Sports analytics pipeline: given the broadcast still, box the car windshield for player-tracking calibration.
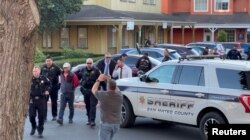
[223,44,237,50]
[170,51,181,59]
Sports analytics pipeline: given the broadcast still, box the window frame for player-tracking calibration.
[108,26,117,48]
[148,65,177,84]
[42,31,52,48]
[60,27,70,48]
[216,68,243,90]
[194,0,209,12]
[143,0,156,5]
[224,29,236,42]
[175,65,205,86]
[77,27,88,49]
[214,0,230,12]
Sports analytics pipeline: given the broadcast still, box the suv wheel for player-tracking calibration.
[120,98,136,128]
[199,112,226,140]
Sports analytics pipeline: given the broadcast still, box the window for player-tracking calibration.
[42,31,52,48]
[128,0,136,2]
[108,27,117,48]
[148,65,176,83]
[78,28,88,49]
[125,57,138,67]
[60,28,69,48]
[177,66,205,86]
[248,33,250,43]
[127,50,139,55]
[194,0,208,12]
[143,0,156,5]
[158,29,164,44]
[142,51,162,58]
[120,0,136,3]
[215,0,229,11]
[122,28,129,48]
[225,30,235,42]
[216,69,242,89]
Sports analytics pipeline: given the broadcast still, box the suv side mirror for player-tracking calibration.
[140,75,159,83]
[140,74,147,82]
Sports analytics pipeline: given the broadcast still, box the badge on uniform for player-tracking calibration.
[41,80,44,84]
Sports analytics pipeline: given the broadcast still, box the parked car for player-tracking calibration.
[186,42,225,56]
[220,42,243,54]
[71,54,161,77]
[157,44,199,58]
[186,46,206,56]
[117,57,250,139]
[124,48,181,61]
[241,43,250,54]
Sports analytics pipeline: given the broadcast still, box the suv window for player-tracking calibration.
[125,56,138,66]
[148,65,176,83]
[142,51,161,58]
[216,68,242,89]
[177,66,205,86]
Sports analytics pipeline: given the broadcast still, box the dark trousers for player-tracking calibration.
[29,98,46,134]
[58,93,74,120]
[45,86,59,119]
[84,90,98,122]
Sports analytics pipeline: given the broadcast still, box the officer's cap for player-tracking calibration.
[63,62,71,68]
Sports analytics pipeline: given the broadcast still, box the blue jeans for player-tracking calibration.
[58,93,74,120]
[99,123,120,140]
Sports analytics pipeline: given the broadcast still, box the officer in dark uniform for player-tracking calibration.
[41,56,61,121]
[78,58,100,127]
[226,47,242,60]
[29,66,51,138]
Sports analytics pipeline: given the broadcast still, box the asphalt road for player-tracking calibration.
[23,108,202,140]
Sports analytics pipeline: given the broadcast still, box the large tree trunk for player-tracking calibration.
[0,0,40,140]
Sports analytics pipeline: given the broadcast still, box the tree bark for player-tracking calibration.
[0,0,40,140]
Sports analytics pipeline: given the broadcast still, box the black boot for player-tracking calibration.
[38,133,43,138]
[30,128,36,135]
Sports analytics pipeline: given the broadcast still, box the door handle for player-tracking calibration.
[160,89,169,95]
[195,93,205,98]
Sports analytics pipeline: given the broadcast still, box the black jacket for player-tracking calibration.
[227,50,242,60]
[96,59,116,77]
[41,64,61,86]
[30,75,51,98]
[78,67,100,89]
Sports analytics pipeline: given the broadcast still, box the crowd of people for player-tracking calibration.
[28,44,250,139]
[28,52,134,139]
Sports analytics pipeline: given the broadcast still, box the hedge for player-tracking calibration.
[36,56,103,68]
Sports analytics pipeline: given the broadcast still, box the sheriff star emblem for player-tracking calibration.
[139,96,145,104]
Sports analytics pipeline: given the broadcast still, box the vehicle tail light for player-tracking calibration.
[240,95,250,113]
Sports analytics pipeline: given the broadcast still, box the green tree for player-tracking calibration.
[39,0,82,32]
[217,30,227,42]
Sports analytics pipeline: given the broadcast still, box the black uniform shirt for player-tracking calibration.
[41,64,61,86]
[30,76,51,98]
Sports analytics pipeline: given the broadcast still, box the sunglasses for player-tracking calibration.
[105,57,111,58]
[87,63,92,64]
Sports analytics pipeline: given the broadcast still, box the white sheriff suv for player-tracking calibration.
[117,58,250,139]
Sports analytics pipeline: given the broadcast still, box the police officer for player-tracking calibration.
[78,58,100,127]
[29,66,51,138]
[226,47,242,60]
[41,56,61,121]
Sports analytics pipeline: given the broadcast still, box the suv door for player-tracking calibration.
[171,65,208,125]
[137,64,177,121]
